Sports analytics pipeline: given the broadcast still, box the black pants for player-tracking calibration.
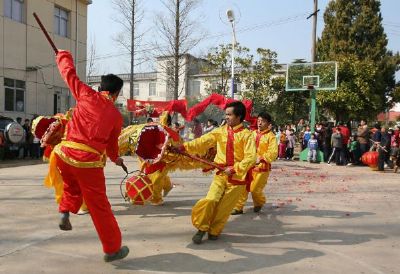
[378,149,392,171]
[286,148,294,159]
[323,144,331,162]
[329,147,347,165]
[359,143,369,157]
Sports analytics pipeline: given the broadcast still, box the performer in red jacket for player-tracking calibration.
[54,50,128,262]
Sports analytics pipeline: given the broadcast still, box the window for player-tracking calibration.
[134,83,140,96]
[149,82,156,96]
[188,80,201,96]
[4,0,24,22]
[4,78,25,112]
[54,6,69,37]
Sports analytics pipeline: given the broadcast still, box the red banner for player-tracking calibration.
[126,94,254,123]
[186,94,253,122]
[127,99,187,118]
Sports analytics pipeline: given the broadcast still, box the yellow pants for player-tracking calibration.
[148,168,173,204]
[235,171,270,211]
[192,174,245,236]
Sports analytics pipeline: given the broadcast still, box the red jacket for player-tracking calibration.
[338,125,350,145]
[56,51,122,163]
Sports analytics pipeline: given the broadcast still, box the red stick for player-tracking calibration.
[175,150,225,171]
[33,12,58,54]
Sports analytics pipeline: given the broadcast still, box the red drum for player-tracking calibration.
[135,124,169,164]
[31,116,66,147]
[125,174,153,205]
[361,151,379,169]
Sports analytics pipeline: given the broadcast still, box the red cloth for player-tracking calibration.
[56,51,122,162]
[127,99,187,118]
[186,94,253,121]
[57,157,121,254]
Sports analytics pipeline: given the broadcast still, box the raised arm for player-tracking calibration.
[56,50,94,101]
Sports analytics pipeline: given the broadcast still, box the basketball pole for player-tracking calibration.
[309,0,319,133]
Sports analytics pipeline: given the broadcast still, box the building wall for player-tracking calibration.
[0,0,90,120]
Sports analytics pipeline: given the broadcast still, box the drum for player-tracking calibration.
[134,124,170,164]
[361,151,379,170]
[125,173,153,205]
[31,116,66,147]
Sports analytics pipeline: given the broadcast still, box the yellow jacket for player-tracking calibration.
[254,129,278,172]
[184,124,256,182]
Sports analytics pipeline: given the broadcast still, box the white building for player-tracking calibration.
[0,0,91,120]
[87,54,287,110]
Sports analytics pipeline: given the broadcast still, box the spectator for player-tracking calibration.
[357,120,369,157]
[23,119,33,158]
[348,135,361,165]
[192,119,203,138]
[302,126,311,150]
[286,129,296,160]
[329,127,347,165]
[390,142,399,173]
[278,127,286,160]
[204,119,216,134]
[377,127,392,171]
[296,118,306,133]
[307,133,318,163]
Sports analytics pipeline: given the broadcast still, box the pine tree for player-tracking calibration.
[317,0,399,121]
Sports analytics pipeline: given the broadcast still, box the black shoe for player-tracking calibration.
[104,246,129,262]
[192,230,206,244]
[253,206,262,213]
[231,209,243,215]
[59,213,72,231]
[208,233,219,241]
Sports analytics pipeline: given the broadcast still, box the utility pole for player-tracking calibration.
[129,0,135,124]
[173,0,180,101]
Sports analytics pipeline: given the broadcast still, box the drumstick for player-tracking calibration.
[170,148,224,171]
[33,12,58,54]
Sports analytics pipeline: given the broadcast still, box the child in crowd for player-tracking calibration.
[307,133,318,163]
[302,126,311,150]
[278,128,287,159]
[286,129,296,160]
[390,142,399,173]
[348,135,361,165]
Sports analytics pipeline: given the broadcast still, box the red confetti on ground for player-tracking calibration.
[277,202,286,207]
[296,197,302,201]
[305,189,315,193]
[310,205,316,208]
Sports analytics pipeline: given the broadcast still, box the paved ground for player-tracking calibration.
[0,157,399,274]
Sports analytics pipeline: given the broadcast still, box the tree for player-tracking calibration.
[113,0,144,123]
[153,0,203,100]
[202,44,252,96]
[241,50,309,125]
[317,0,400,121]
[86,35,99,80]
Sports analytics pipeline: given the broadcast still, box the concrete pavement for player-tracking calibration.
[0,157,399,273]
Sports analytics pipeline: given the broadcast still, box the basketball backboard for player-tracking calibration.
[285,61,338,91]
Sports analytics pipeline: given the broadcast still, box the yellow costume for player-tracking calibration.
[184,123,256,236]
[234,129,278,212]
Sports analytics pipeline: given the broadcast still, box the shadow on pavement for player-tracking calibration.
[114,247,324,273]
[112,203,383,273]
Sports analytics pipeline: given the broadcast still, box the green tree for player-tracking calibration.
[202,44,252,95]
[242,51,309,125]
[317,0,399,121]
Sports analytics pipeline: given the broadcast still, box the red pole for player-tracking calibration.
[33,12,58,54]
[175,150,225,171]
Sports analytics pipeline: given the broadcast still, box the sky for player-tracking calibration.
[87,0,400,77]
